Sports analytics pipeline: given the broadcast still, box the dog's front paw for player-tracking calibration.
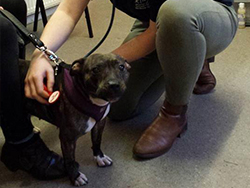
[94,154,113,167]
[74,172,88,186]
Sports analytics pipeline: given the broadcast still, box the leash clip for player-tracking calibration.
[37,46,64,76]
[44,49,59,65]
[36,45,63,65]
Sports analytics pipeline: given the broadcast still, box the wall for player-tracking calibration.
[25,0,61,15]
[24,0,60,24]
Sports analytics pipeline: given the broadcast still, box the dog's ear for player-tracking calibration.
[113,53,131,70]
[70,58,85,76]
[124,62,131,70]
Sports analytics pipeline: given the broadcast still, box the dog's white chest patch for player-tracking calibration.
[84,104,110,133]
[101,104,110,120]
[84,97,110,133]
[85,118,96,132]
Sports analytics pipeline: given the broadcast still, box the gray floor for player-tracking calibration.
[1,0,250,187]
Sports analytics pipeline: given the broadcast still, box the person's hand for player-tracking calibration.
[0,6,4,10]
[24,51,54,104]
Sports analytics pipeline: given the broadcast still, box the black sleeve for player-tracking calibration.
[214,0,233,6]
[149,0,166,22]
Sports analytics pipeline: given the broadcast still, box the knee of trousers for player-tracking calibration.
[0,15,18,46]
[0,15,17,37]
[156,0,199,31]
[0,15,19,59]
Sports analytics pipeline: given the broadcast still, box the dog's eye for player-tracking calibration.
[119,64,125,71]
[92,67,99,74]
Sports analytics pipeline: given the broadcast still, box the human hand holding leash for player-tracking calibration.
[24,51,54,104]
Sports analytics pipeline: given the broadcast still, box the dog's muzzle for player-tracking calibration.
[97,80,126,102]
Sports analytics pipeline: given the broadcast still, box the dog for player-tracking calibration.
[20,53,130,186]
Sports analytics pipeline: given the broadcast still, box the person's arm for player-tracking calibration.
[112,20,157,63]
[37,0,89,52]
[25,0,89,104]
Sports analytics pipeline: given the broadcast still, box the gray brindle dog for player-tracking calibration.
[20,53,130,186]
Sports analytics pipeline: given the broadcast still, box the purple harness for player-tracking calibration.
[63,69,109,122]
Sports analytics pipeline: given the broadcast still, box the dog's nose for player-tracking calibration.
[108,81,120,91]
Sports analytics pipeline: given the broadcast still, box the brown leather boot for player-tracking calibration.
[133,100,188,159]
[193,60,216,95]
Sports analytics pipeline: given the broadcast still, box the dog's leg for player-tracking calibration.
[91,119,113,167]
[59,131,88,186]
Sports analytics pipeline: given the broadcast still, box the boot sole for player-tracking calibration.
[177,123,188,138]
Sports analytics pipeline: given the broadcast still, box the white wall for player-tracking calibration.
[25,0,61,15]
[24,0,61,24]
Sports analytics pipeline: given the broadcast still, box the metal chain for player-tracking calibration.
[36,46,64,76]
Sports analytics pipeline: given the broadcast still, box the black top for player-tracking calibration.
[111,0,234,22]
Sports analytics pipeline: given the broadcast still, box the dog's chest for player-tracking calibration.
[85,104,110,133]
[58,90,111,135]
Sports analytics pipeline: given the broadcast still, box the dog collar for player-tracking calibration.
[63,69,110,122]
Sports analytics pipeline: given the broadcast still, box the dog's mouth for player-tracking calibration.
[94,86,125,103]
[103,96,120,103]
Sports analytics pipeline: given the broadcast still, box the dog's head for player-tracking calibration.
[70,53,130,103]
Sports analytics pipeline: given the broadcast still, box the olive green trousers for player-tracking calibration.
[109,0,238,120]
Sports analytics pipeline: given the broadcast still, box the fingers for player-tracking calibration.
[46,68,55,92]
[0,6,4,10]
[24,53,55,104]
[25,75,49,104]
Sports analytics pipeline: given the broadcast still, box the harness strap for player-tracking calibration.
[63,69,109,122]
[59,62,71,70]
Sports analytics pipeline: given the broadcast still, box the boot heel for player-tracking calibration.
[1,153,19,172]
[5,164,19,172]
[1,158,19,172]
[177,123,188,138]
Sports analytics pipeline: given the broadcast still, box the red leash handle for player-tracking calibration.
[43,85,52,95]
[43,84,60,104]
